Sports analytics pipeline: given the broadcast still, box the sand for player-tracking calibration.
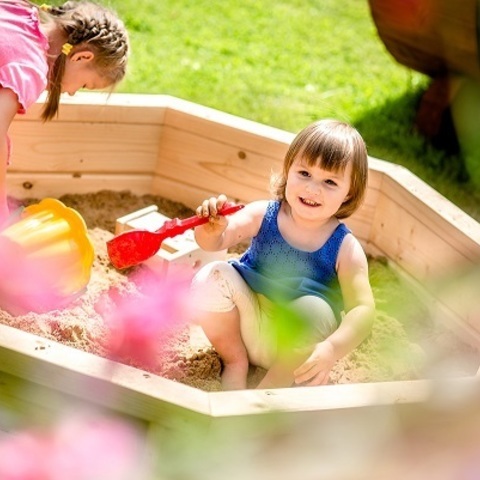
[0,190,478,391]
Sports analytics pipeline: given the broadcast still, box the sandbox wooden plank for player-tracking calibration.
[9,122,160,174]
[370,162,480,277]
[0,323,211,424]
[207,380,432,417]
[7,173,154,199]
[0,369,129,429]
[162,96,294,157]
[156,125,280,196]
[22,92,169,125]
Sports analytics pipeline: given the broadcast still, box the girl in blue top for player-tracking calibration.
[191,119,375,390]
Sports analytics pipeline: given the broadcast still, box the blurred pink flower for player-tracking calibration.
[98,268,193,369]
[0,414,146,480]
[0,431,51,480]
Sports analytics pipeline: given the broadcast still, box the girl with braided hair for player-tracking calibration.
[0,0,129,224]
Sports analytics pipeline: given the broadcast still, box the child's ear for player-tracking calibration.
[70,51,94,63]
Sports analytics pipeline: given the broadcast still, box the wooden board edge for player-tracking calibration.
[0,323,211,421]
[206,377,480,417]
[6,173,155,199]
[369,156,480,245]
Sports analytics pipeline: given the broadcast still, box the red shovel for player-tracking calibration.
[107,202,244,269]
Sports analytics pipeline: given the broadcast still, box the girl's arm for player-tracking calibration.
[0,88,20,224]
[293,234,375,385]
[326,234,375,357]
[194,195,269,251]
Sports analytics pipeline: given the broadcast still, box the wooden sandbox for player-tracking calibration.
[2,93,480,477]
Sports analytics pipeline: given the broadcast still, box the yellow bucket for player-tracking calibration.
[0,198,94,313]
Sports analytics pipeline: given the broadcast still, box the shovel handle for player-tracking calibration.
[157,202,244,238]
[107,203,244,270]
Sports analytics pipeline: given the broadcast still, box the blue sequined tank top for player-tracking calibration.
[230,200,351,322]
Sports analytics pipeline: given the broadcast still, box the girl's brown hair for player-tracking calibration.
[40,0,129,121]
[271,119,368,219]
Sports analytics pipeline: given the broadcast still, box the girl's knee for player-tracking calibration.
[192,261,235,284]
[291,296,337,340]
[190,261,241,312]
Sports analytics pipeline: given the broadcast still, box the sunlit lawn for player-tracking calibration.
[46,0,480,219]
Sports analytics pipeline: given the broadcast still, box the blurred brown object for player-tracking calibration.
[368,0,480,151]
[368,0,480,79]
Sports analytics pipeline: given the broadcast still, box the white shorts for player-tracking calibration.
[190,261,337,369]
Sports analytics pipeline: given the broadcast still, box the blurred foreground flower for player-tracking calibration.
[0,413,148,480]
[97,268,193,369]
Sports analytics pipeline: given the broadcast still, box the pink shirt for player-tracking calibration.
[0,0,49,113]
[0,1,49,164]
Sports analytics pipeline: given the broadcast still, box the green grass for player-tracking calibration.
[54,1,480,220]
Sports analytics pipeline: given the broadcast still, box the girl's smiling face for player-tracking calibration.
[285,157,352,221]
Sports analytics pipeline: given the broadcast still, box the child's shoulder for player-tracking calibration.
[239,200,271,234]
[337,230,368,266]
[246,199,271,214]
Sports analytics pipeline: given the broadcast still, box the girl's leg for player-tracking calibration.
[190,261,265,390]
[256,295,337,389]
[195,308,249,390]
[290,295,337,345]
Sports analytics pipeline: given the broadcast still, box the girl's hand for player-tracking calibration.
[293,340,336,386]
[194,198,267,252]
[196,194,228,218]
[195,194,230,234]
